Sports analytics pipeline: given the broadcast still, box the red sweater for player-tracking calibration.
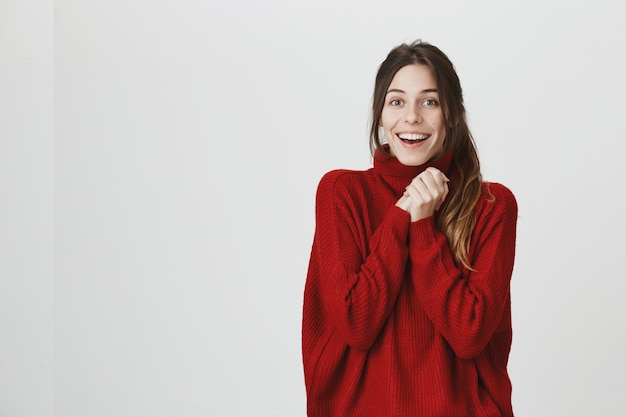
[302,150,517,417]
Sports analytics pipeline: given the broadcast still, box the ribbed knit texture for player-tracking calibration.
[302,149,518,417]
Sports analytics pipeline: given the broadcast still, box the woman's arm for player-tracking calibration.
[311,170,410,351]
[408,183,518,359]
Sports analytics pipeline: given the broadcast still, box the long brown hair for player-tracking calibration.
[369,40,483,270]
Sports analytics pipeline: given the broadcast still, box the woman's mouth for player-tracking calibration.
[397,133,429,144]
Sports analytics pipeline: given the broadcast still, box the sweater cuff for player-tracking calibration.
[388,205,411,225]
[383,205,411,241]
[409,216,439,248]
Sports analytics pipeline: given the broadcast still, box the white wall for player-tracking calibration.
[0,1,54,416]
[2,0,626,416]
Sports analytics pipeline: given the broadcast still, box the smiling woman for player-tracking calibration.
[302,40,518,417]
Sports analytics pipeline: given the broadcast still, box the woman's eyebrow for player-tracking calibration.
[386,88,438,94]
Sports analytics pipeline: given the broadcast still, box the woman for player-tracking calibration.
[302,40,518,416]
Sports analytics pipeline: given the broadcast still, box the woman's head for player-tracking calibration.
[370,40,470,163]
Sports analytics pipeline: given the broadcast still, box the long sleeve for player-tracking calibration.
[408,182,518,358]
[312,170,410,350]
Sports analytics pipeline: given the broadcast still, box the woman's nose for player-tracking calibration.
[405,106,422,123]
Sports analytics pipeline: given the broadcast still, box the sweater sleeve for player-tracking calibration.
[408,183,518,359]
[312,171,410,351]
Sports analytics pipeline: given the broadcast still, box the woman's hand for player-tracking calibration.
[395,167,450,222]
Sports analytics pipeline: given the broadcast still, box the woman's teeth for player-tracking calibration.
[398,133,428,142]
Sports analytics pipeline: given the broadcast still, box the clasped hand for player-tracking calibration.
[395,167,450,222]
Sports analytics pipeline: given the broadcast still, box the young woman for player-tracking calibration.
[302,40,518,416]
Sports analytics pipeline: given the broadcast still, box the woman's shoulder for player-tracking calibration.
[318,168,374,192]
[480,182,518,214]
[482,182,515,199]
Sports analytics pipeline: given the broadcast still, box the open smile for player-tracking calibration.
[397,132,430,144]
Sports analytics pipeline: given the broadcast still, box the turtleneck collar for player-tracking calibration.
[373,146,453,180]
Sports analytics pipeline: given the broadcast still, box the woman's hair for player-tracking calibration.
[369,40,484,270]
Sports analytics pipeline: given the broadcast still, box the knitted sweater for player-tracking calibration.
[302,150,518,417]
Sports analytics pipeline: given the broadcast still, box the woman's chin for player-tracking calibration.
[396,154,428,167]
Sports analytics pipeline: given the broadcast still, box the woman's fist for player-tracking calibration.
[396,167,449,222]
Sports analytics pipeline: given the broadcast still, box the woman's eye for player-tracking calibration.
[390,99,402,106]
[423,99,438,106]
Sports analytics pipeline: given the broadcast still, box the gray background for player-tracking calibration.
[2,0,625,415]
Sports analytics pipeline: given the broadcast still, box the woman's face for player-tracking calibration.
[380,64,446,166]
